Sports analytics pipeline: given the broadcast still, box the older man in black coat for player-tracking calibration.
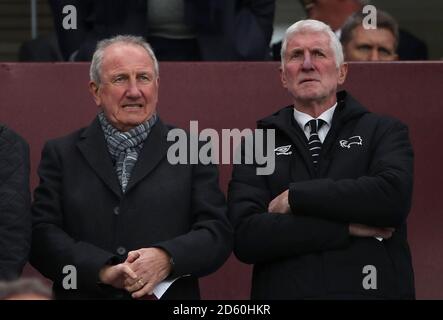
[229,19,415,299]
[30,35,232,299]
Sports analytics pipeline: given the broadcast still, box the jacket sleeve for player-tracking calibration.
[30,141,116,292]
[228,147,350,265]
[153,161,233,279]
[288,120,414,228]
[0,128,31,280]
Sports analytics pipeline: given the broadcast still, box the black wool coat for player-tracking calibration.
[31,117,232,299]
[228,91,415,299]
[0,125,31,280]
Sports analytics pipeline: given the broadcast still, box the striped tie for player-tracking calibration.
[307,119,325,167]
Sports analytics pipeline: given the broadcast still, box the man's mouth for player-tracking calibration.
[299,79,319,84]
[122,104,143,109]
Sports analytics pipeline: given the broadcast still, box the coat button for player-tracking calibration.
[116,246,126,255]
[113,206,120,215]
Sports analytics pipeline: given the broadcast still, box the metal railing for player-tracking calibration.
[31,0,37,39]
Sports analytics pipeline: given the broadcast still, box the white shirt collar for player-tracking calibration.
[293,103,337,131]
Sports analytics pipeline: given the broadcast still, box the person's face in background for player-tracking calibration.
[89,43,159,132]
[281,31,347,106]
[344,25,398,61]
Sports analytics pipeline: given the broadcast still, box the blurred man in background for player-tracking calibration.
[299,0,427,60]
[49,0,275,61]
[341,10,398,61]
[273,0,427,61]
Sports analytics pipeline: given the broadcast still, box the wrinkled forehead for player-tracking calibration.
[352,26,397,46]
[286,30,332,51]
[102,43,153,70]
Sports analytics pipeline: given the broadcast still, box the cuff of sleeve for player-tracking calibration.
[288,185,297,214]
[77,250,118,293]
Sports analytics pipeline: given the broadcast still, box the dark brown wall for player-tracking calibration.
[0,62,442,299]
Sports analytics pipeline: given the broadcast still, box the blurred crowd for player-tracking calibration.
[19,1,429,62]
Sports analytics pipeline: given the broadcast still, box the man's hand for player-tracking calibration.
[98,261,138,289]
[349,223,395,239]
[123,248,172,299]
[268,189,291,214]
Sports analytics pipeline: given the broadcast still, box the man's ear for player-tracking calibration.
[280,65,288,89]
[337,62,348,85]
[89,81,101,106]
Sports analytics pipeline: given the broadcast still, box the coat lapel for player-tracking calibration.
[269,108,317,178]
[124,119,169,193]
[76,117,122,197]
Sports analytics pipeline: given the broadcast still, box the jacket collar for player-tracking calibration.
[257,91,369,131]
[256,91,370,177]
[77,116,169,197]
[124,118,169,193]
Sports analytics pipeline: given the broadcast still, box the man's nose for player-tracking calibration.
[302,52,314,70]
[126,78,142,98]
[369,48,379,61]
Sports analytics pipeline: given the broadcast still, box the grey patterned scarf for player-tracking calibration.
[98,112,158,193]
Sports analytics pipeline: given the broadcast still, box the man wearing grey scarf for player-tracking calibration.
[30,35,232,300]
[98,112,158,193]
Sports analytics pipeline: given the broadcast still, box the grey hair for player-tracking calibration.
[0,278,52,300]
[89,35,159,85]
[281,19,344,69]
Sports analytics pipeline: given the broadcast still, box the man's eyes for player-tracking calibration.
[357,45,372,52]
[138,74,151,82]
[312,50,325,57]
[113,76,127,83]
[111,74,152,83]
[378,47,394,56]
[290,51,303,59]
[357,45,394,56]
[289,50,326,59]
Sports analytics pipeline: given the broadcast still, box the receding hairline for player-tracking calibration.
[283,30,337,62]
[100,42,158,73]
[281,19,344,69]
[90,35,160,85]
[287,29,333,43]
